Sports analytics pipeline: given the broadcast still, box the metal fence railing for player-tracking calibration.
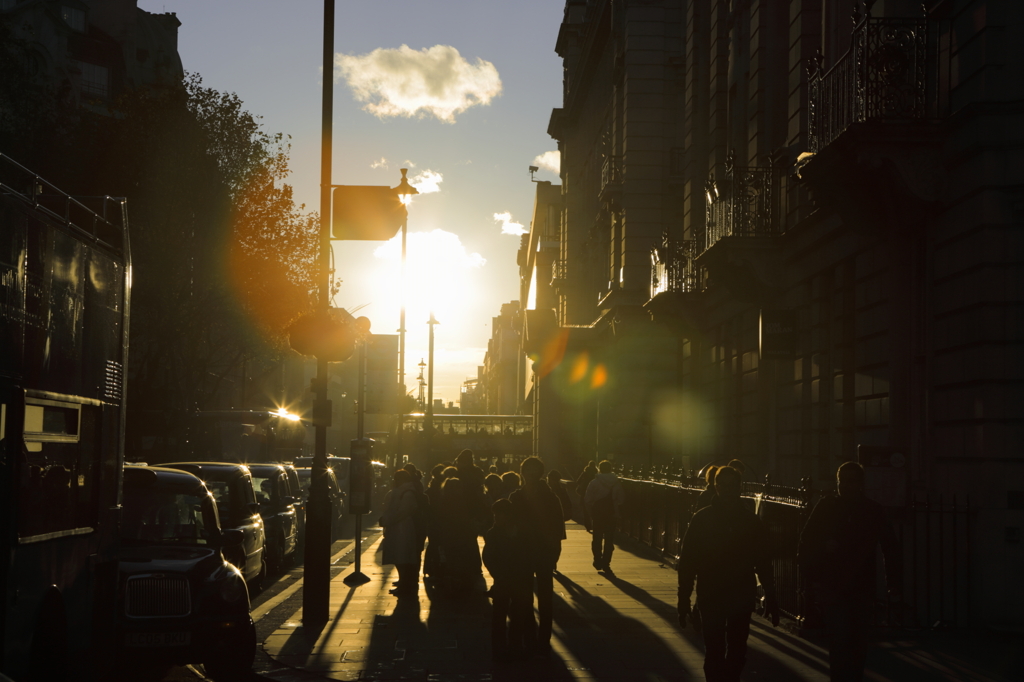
[650,232,698,299]
[604,465,971,630]
[702,151,777,256]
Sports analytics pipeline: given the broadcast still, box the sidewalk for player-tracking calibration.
[260,525,1020,682]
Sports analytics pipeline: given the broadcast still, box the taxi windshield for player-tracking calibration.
[122,486,216,545]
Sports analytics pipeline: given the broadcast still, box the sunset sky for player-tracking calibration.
[139,0,565,404]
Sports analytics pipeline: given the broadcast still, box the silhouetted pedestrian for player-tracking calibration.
[584,460,624,572]
[694,465,719,513]
[500,470,520,500]
[799,462,901,682]
[509,456,563,657]
[484,473,504,506]
[483,498,533,662]
[422,464,448,582]
[678,466,779,682]
[439,476,483,595]
[379,469,423,598]
[574,460,598,531]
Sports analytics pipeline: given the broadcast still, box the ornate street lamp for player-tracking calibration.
[393,169,418,467]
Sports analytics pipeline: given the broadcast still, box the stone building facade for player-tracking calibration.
[542,0,1024,627]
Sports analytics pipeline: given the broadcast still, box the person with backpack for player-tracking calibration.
[584,460,624,572]
[575,460,598,531]
[379,469,423,598]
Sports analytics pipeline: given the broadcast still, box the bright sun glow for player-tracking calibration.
[372,229,485,330]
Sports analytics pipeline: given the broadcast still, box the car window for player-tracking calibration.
[205,479,231,522]
[122,487,214,545]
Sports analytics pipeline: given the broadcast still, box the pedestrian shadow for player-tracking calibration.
[603,571,683,626]
[550,572,699,681]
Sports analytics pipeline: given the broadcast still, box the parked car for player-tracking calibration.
[294,466,346,540]
[246,463,299,572]
[282,464,305,546]
[163,462,266,592]
[117,466,256,679]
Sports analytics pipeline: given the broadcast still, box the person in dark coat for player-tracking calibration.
[379,469,422,597]
[574,460,598,531]
[482,498,533,662]
[423,464,447,582]
[799,462,901,682]
[509,456,564,656]
[500,470,520,500]
[678,466,779,682]
[584,460,625,572]
[439,476,483,595]
[694,465,719,513]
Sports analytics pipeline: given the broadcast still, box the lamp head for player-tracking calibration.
[394,168,420,203]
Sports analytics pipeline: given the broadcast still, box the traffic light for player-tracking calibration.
[287,308,371,362]
[332,186,406,241]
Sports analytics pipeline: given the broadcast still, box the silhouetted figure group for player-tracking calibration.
[381,451,898,679]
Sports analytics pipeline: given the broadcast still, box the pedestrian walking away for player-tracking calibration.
[574,460,598,531]
[509,456,564,657]
[482,498,534,663]
[379,469,423,598]
[799,461,902,682]
[678,465,780,682]
[584,460,624,572]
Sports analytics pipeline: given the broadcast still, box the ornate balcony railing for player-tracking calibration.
[601,155,622,193]
[702,151,776,255]
[550,258,567,287]
[807,14,928,153]
[650,233,697,298]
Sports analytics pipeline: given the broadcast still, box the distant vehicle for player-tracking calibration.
[129,408,312,465]
[399,414,533,470]
[162,462,266,591]
[293,455,389,514]
[293,467,345,540]
[0,154,130,680]
[282,464,304,545]
[116,466,256,679]
[246,463,299,571]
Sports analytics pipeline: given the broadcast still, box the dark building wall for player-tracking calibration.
[550,0,1024,627]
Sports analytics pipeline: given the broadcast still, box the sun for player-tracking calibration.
[370,228,485,331]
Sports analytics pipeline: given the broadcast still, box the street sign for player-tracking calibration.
[332,186,405,240]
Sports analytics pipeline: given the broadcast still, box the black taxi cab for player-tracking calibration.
[117,466,256,679]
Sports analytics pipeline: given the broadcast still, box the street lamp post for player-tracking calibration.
[425,313,439,439]
[393,170,418,467]
[304,0,335,626]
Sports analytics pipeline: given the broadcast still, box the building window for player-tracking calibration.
[62,5,85,31]
[73,60,109,98]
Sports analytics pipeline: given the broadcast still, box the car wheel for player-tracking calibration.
[203,616,256,681]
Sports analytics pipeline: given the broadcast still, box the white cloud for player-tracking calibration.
[410,169,443,194]
[370,157,388,169]
[494,211,527,236]
[533,150,560,175]
[336,44,502,123]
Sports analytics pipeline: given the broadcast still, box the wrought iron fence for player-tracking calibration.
[609,465,972,629]
[807,15,928,153]
[702,151,776,255]
[650,232,698,298]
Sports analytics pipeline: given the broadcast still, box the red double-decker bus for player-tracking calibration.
[0,154,130,680]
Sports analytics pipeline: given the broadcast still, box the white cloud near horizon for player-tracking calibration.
[409,169,443,194]
[533,150,560,175]
[336,45,502,123]
[494,211,527,236]
[373,229,485,270]
[370,157,388,169]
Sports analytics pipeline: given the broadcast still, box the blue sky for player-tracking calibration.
[139,0,565,403]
